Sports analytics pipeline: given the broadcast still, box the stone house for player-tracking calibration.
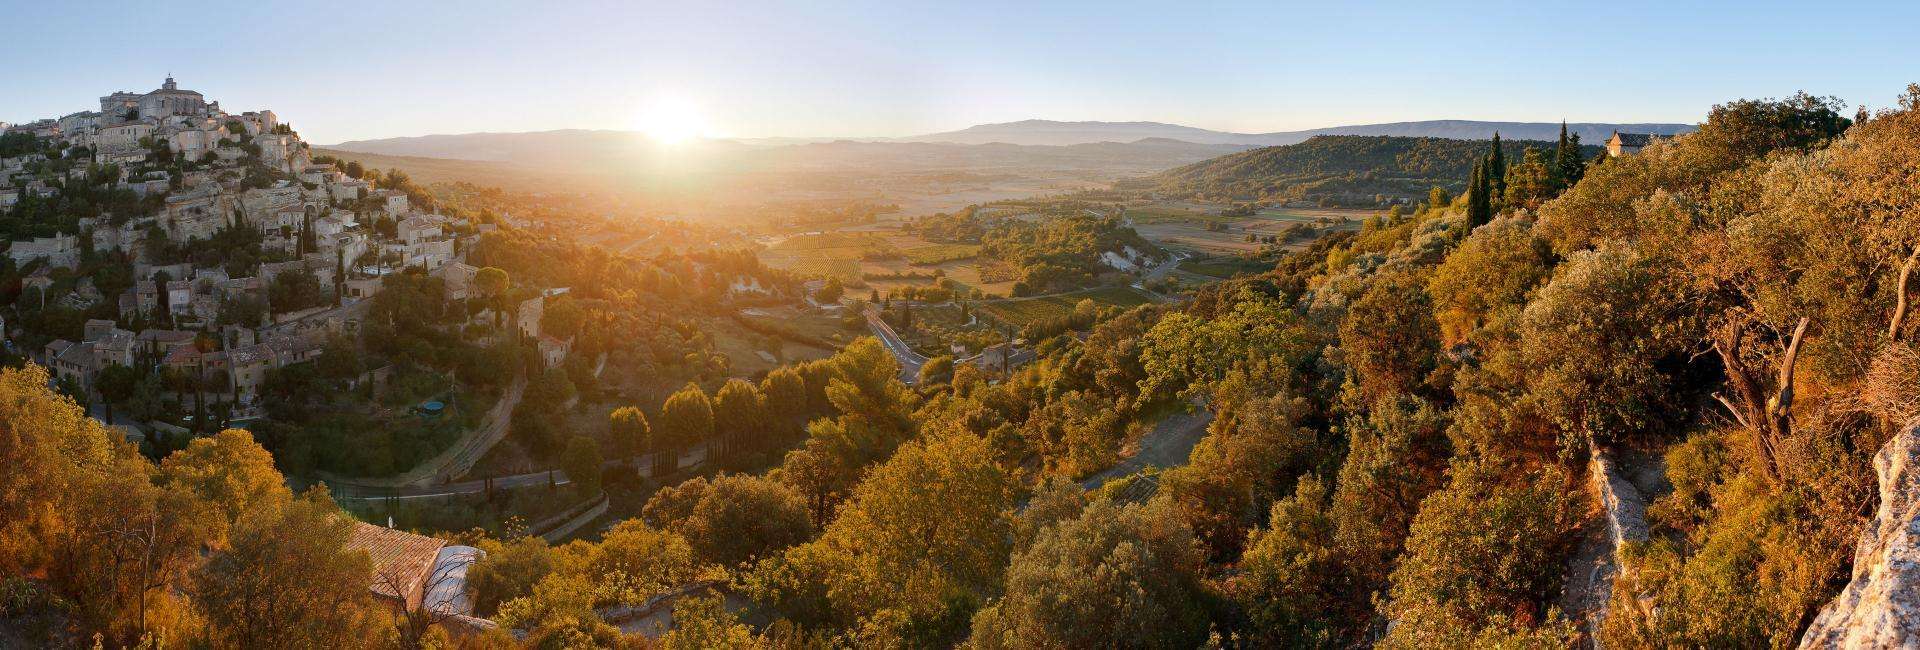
[1606,132,1657,157]
[435,262,479,301]
[204,343,274,403]
[538,335,572,369]
[376,190,409,216]
[516,295,544,339]
[7,233,80,268]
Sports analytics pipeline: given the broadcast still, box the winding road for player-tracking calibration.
[864,303,928,383]
[331,443,709,500]
[318,372,527,494]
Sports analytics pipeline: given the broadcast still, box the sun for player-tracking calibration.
[634,96,712,145]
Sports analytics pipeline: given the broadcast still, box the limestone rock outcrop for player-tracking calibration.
[1800,425,1920,648]
[1562,447,1657,642]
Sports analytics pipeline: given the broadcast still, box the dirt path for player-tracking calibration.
[1081,402,1214,492]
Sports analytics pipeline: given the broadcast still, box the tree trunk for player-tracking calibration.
[1892,247,1920,342]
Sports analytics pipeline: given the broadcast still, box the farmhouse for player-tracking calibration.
[1606,132,1658,157]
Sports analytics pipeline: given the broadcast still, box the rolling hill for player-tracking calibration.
[1127,134,1604,206]
[904,119,1693,147]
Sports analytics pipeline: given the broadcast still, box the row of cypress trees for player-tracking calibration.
[1465,123,1591,226]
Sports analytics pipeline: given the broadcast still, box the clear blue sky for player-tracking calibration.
[3,0,1916,144]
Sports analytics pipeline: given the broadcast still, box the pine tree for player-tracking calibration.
[1557,132,1585,188]
[1549,122,1571,190]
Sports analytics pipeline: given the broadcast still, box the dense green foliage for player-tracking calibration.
[1133,134,1600,206]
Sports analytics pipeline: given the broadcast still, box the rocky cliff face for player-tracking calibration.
[1800,425,1920,648]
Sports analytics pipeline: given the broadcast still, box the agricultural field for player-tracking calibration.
[1254,206,1373,224]
[904,242,982,265]
[758,231,900,281]
[768,257,863,281]
[1127,201,1368,255]
[975,286,1161,327]
[1122,203,1229,225]
[1182,254,1274,279]
[863,231,1020,297]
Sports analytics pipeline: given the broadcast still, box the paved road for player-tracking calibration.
[1081,401,1214,492]
[864,304,927,384]
[318,371,526,492]
[332,443,709,500]
[1141,251,1189,283]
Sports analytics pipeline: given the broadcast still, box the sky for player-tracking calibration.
[3,0,1918,144]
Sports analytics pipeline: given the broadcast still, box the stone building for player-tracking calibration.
[516,295,544,339]
[98,91,142,119]
[137,76,211,119]
[95,121,155,150]
[58,111,101,135]
[7,233,80,268]
[1606,132,1657,157]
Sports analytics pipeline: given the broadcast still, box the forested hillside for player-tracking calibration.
[1130,133,1601,206]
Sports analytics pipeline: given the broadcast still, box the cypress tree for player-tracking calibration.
[1487,132,1507,199]
[300,213,313,255]
[1466,160,1492,228]
[1550,122,1571,189]
[333,249,345,307]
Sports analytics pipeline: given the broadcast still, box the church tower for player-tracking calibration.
[162,75,177,91]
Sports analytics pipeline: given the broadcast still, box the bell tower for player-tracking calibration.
[162,74,177,91]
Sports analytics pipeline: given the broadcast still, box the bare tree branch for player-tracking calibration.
[1712,392,1753,429]
[1769,317,1811,440]
[1712,316,1804,483]
[1892,246,1920,341]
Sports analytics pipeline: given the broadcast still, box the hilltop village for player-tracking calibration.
[0,77,549,431]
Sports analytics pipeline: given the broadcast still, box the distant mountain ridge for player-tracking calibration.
[323,119,1695,159]
[322,128,1248,165]
[903,119,1695,147]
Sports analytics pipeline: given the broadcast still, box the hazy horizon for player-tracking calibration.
[6,0,1919,144]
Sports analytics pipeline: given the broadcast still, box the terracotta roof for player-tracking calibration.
[348,522,446,607]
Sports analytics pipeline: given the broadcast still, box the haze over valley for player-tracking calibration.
[317,118,1693,216]
[7,2,1920,648]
